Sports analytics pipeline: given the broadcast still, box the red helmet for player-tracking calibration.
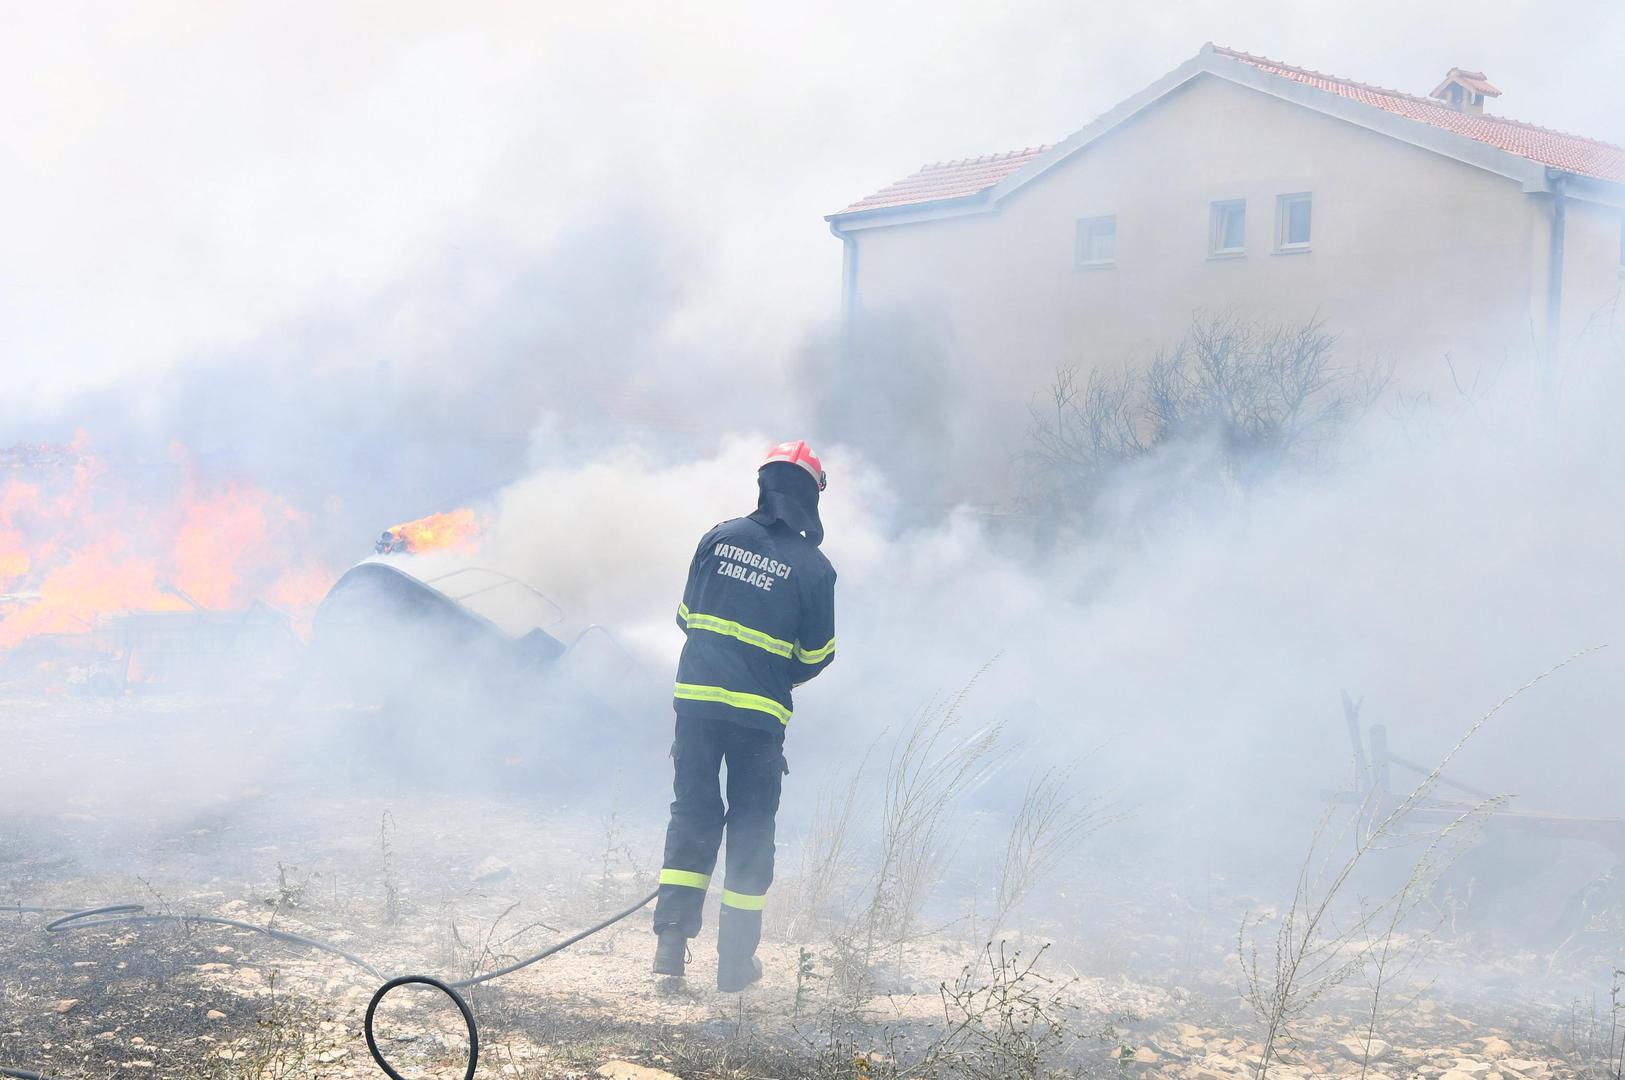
[761,440,827,491]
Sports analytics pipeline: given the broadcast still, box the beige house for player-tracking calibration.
[827,45,1625,501]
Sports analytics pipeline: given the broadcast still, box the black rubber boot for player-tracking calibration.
[716,953,763,993]
[652,932,687,977]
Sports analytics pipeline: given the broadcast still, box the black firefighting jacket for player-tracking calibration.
[673,512,836,734]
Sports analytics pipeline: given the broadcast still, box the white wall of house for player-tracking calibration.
[844,73,1624,501]
[1556,198,1625,353]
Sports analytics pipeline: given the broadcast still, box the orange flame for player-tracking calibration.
[0,437,336,649]
[380,508,483,555]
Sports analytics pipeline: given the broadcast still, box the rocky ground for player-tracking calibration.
[1,681,1621,1079]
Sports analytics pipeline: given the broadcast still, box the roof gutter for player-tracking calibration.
[1538,170,1625,207]
[824,190,998,233]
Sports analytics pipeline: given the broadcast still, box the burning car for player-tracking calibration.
[307,514,658,785]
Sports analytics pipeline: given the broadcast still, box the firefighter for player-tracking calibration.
[653,441,837,991]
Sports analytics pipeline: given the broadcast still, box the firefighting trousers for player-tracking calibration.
[653,713,785,959]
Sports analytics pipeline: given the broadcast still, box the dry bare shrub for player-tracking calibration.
[1025,312,1386,526]
[804,943,1090,1080]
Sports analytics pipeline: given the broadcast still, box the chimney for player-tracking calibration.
[1429,68,1501,114]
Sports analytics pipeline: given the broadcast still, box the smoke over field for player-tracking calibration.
[4,4,1625,1080]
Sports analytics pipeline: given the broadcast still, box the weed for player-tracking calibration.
[917,942,1082,1080]
[217,971,316,1080]
[861,672,1003,978]
[992,762,1113,934]
[379,810,400,926]
[1563,969,1625,1080]
[795,945,823,1019]
[446,900,558,983]
[265,862,315,926]
[776,759,869,943]
[822,927,877,1027]
[595,796,652,902]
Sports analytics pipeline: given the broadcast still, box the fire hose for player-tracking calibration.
[1,887,658,1080]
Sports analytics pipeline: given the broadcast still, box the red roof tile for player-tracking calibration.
[832,49,1625,218]
[833,146,1050,216]
[1216,47,1625,182]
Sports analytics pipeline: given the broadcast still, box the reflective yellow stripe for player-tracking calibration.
[721,889,766,911]
[659,868,711,890]
[673,682,792,724]
[793,637,836,664]
[677,605,794,658]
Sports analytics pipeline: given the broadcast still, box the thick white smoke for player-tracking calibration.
[468,349,1623,892]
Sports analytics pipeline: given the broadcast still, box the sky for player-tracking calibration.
[3,0,1622,408]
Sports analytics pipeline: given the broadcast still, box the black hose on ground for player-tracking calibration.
[43,906,384,980]
[1,886,660,1080]
[361,887,658,1078]
[365,975,478,1080]
[444,886,658,990]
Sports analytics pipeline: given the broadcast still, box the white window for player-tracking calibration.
[1276,193,1313,251]
[1075,215,1116,267]
[1210,200,1246,256]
